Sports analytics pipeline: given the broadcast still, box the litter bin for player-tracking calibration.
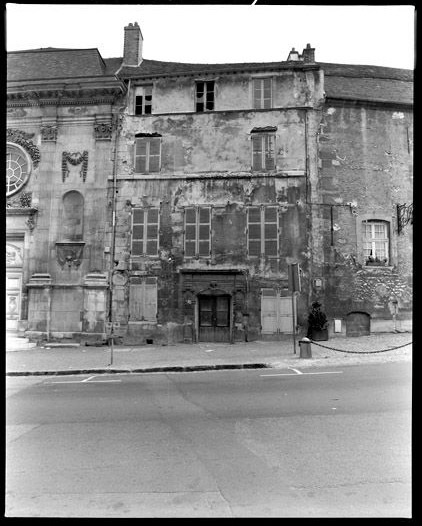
[299,337,312,359]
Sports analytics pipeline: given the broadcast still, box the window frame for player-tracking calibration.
[247,205,280,258]
[253,77,273,109]
[131,207,160,257]
[134,135,161,174]
[6,143,31,197]
[251,132,276,171]
[361,220,390,266]
[184,206,212,258]
[195,80,215,112]
[134,85,153,115]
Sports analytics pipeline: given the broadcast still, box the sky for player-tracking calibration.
[5,4,415,69]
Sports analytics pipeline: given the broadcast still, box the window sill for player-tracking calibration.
[362,265,394,271]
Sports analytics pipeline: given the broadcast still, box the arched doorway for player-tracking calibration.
[197,291,231,342]
[346,311,371,337]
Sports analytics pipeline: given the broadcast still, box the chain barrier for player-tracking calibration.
[309,340,412,354]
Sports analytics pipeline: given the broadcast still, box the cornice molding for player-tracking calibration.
[7,85,125,107]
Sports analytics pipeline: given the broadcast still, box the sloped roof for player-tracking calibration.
[320,63,413,105]
[7,48,108,81]
[107,57,413,105]
[8,48,413,105]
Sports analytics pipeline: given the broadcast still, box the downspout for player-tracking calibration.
[108,101,126,354]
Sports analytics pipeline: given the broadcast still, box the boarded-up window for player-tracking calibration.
[135,136,161,173]
[129,277,157,322]
[253,78,272,109]
[251,133,275,171]
[247,206,279,257]
[184,206,211,257]
[135,85,153,115]
[132,208,159,256]
[196,81,215,112]
[62,191,84,241]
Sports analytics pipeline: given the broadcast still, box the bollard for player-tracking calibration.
[299,337,312,359]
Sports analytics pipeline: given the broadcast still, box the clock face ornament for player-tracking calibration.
[6,145,31,197]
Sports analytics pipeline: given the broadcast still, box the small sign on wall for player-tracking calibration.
[334,319,342,333]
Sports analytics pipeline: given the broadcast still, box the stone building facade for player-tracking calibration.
[6,23,413,344]
[6,48,126,341]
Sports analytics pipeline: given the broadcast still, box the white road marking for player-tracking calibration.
[47,375,121,384]
[289,368,303,375]
[261,371,343,377]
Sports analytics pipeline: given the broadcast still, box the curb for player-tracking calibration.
[6,362,271,377]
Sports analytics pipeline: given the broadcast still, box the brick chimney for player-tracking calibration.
[123,22,143,66]
[302,43,315,63]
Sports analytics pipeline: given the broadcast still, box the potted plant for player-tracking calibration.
[307,301,329,341]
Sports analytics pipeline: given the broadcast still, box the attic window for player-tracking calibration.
[253,78,272,109]
[196,81,215,112]
[135,85,152,115]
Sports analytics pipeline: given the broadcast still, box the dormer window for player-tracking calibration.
[196,81,215,112]
[135,85,152,115]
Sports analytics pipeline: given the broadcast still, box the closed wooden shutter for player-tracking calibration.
[261,289,295,334]
[129,277,157,322]
[131,208,159,256]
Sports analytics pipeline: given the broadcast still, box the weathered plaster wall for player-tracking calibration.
[120,109,307,176]
[130,68,324,114]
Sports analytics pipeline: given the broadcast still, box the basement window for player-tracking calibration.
[135,85,153,115]
[195,81,215,112]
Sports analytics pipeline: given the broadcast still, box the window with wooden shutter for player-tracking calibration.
[132,208,159,256]
[251,133,275,171]
[184,206,211,258]
[253,78,272,109]
[135,136,161,173]
[247,206,279,258]
[129,277,157,322]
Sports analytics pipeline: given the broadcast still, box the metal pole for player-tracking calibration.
[291,292,296,354]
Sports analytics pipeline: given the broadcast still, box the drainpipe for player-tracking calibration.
[108,105,125,363]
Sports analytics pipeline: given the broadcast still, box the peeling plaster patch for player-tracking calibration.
[334,197,344,204]
[392,112,405,120]
[327,107,336,115]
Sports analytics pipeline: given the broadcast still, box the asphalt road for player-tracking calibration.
[6,362,412,518]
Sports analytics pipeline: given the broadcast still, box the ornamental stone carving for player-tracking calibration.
[94,122,113,140]
[62,151,89,182]
[56,242,85,268]
[6,128,40,168]
[41,125,58,142]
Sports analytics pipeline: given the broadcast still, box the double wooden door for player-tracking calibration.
[198,295,231,342]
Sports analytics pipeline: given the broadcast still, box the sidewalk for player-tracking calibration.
[6,332,412,376]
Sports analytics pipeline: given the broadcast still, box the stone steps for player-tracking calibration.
[6,336,37,351]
